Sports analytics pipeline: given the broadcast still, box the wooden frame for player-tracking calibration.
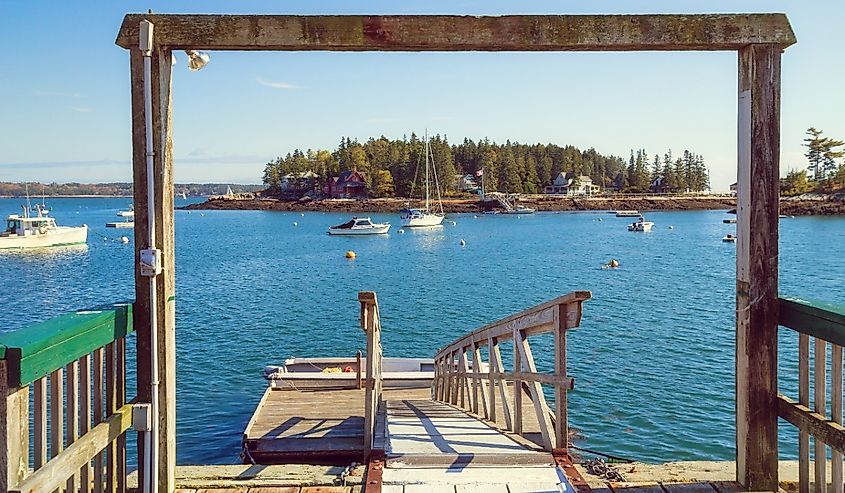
[114,12,796,492]
[359,291,383,455]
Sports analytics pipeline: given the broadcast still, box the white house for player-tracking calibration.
[544,172,600,196]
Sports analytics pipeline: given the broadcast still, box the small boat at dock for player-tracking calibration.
[616,210,640,217]
[264,357,434,389]
[328,217,390,235]
[502,204,536,214]
[628,216,654,232]
[723,218,737,224]
[1,206,87,250]
[723,234,737,242]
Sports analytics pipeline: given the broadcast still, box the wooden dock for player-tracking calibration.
[244,387,432,464]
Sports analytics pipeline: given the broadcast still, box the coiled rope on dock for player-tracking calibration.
[583,458,626,482]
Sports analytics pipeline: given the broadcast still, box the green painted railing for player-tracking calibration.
[779,296,845,347]
[0,303,133,388]
[777,295,845,493]
[0,302,134,492]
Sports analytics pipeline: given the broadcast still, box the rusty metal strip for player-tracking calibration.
[363,457,384,493]
[554,449,592,493]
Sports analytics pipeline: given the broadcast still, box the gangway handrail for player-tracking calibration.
[359,291,383,454]
[432,291,591,452]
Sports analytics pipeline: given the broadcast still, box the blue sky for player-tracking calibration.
[0,1,842,190]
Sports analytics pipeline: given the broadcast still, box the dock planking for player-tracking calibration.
[243,387,431,464]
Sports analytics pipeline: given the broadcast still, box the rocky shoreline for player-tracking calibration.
[179,194,845,216]
[182,195,737,214]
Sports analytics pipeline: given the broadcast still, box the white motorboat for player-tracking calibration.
[328,217,391,235]
[502,205,536,214]
[723,218,737,224]
[616,210,640,217]
[722,234,737,243]
[401,131,445,228]
[627,216,654,232]
[1,206,87,250]
[117,205,134,218]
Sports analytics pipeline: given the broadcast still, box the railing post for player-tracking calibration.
[554,303,570,450]
[0,360,29,492]
[736,43,780,491]
[513,331,523,435]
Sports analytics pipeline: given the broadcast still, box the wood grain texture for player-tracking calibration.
[8,404,133,493]
[777,394,845,453]
[735,43,781,492]
[115,14,796,51]
[0,361,28,492]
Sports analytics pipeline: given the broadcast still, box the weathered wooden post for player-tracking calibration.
[129,19,177,493]
[736,43,782,491]
[0,361,29,492]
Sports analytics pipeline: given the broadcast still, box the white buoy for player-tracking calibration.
[121,236,129,244]
[451,221,457,226]
[598,218,603,222]
[460,239,466,247]
[398,229,405,234]
[473,215,478,218]
[668,225,674,229]
[301,213,305,216]
[200,213,204,217]
[293,221,298,227]
[188,211,191,215]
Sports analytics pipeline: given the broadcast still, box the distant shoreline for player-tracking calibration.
[179,195,845,216]
[181,195,740,214]
[0,195,134,199]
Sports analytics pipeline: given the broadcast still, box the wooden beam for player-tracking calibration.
[130,42,177,493]
[736,43,781,492]
[0,361,28,492]
[115,14,796,52]
[779,296,845,347]
[9,404,133,493]
[514,331,555,450]
[778,394,845,454]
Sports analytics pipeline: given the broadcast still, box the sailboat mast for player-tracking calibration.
[424,129,430,212]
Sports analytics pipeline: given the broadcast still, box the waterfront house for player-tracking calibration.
[544,172,600,196]
[650,175,672,194]
[324,169,368,198]
[280,170,320,198]
[456,174,480,192]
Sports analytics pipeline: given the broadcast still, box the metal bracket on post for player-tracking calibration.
[133,403,152,432]
[139,248,162,277]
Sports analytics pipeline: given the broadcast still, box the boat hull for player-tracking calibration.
[328,224,391,235]
[0,226,88,250]
[628,222,654,232]
[401,214,444,228]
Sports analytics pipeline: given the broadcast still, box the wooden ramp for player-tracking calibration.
[379,398,568,493]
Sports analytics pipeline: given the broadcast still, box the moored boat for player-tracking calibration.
[502,204,536,214]
[1,207,87,250]
[328,217,391,235]
[616,210,640,217]
[628,216,654,232]
[722,234,737,242]
[401,130,445,228]
[117,205,135,218]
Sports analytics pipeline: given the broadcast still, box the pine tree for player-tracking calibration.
[804,127,825,181]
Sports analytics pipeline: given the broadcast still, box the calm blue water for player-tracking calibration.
[1,197,844,465]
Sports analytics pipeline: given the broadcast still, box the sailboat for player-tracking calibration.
[400,132,445,228]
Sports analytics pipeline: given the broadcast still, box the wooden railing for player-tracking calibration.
[432,291,591,452]
[359,291,383,453]
[0,304,134,493]
[778,296,845,493]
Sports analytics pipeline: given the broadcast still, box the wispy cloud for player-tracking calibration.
[33,89,86,99]
[256,77,300,90]
[67,106,95,113]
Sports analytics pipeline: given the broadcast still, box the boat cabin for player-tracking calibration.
[2,214,57,237]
